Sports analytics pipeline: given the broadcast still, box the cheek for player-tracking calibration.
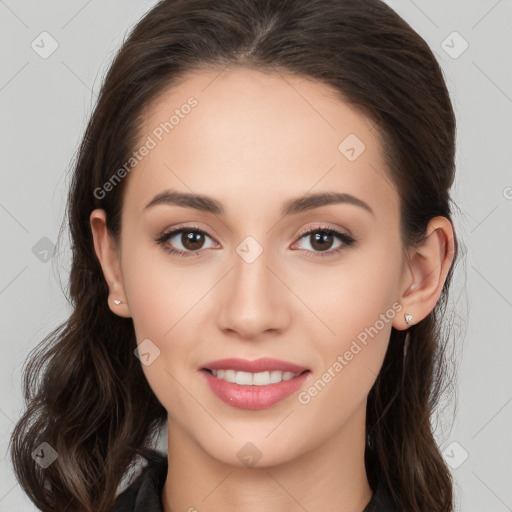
[294,243,403,396]
[296,243,402,343]
[120,242,216,399]
[121,241,204,339]
[291,269,401,443]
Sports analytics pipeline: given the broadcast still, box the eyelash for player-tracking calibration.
[155,224,356,259]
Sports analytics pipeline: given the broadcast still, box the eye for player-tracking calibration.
[155,225,218,257]
[292,226,356,258]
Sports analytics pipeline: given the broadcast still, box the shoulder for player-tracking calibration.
[112,450,168,512]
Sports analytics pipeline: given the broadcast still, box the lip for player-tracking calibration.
[201,357,309,374]
[200,358,311,410]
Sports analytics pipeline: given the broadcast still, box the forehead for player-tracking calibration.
[123,67,399,221]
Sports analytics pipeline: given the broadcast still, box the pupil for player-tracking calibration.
[183,231,204,250]
[312,232,332,251]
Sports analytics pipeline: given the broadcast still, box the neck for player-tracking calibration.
[162,406,373,512]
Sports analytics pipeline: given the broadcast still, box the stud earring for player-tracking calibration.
[113,299,125,305]
[404,314,413,325]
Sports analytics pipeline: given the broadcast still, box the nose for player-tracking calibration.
[216,246,291,340]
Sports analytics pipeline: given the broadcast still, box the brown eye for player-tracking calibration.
[155,226,218,257]
[293,227,356,258]
[181,230,206,251]
[309,231,335,252]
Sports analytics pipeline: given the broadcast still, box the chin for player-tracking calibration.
[200,435,304,469]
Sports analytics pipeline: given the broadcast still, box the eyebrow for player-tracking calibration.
[144,189,374,216]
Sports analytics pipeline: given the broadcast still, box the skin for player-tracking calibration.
[90,68,455,512]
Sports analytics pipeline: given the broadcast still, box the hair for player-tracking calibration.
[10,0,459,510]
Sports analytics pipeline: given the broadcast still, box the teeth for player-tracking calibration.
[210,369,300,385]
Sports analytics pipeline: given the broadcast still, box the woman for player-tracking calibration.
[10,0,458,511]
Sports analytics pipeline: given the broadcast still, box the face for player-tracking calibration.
[107,68,410,467]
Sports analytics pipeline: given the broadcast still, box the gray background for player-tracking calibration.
[1,1,511,511]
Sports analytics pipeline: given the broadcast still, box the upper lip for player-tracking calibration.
[201,357,309,374]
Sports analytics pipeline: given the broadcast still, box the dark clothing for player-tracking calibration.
[114,451,396,512]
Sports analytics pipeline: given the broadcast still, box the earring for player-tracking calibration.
[113,299,125,305]
[404,314,413,325]
[366,431,373,450]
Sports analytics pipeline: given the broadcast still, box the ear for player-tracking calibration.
[89,209,132,318]
[393,216,455,330]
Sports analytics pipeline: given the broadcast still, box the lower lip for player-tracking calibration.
[201,370,311,410]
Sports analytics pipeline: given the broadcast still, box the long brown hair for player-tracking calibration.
[10,1,458,510]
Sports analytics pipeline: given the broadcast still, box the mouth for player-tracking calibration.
[199,358,312,410]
